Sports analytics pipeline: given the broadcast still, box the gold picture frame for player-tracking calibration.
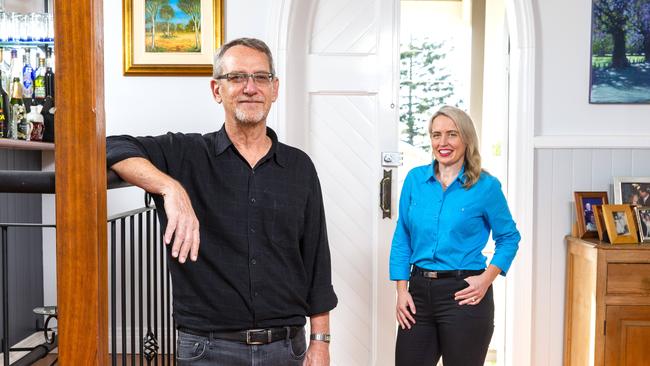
[602,204,639,244]
[574,191,608,238]
[123,0,224,76]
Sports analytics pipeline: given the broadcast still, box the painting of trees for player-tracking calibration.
[178,0,202,51]
[593,0,632,68]
[143,0,203,53]
[145,0,168,51]
[590,0,650,103]
[159,4,175,37]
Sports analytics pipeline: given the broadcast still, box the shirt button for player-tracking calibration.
[254,292,259,297]
[250,228,256,233]
[251,258,257,265]
[250,198,256,204]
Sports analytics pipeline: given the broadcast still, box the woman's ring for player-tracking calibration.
[471,297,477,302]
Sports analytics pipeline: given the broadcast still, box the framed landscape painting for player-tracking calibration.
[589,0,650,103]
[124,0,224,76]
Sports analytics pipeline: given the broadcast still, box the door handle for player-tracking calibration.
[380,169,392,219]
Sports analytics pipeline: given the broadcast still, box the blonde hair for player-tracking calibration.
[428,105,484,189]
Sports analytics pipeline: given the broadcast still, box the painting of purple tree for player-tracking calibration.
[590,0,650,103]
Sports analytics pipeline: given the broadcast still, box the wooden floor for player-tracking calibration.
[1,333,171,365]
[33,354,170,365]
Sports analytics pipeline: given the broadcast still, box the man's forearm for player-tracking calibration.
[309,312,330,335]
[113,157,200,261]
[111,157,178,196]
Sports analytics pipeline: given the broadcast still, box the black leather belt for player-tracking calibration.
[178,326,302,345]
[412,266,484,279]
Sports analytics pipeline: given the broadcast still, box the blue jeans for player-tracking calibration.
[176,327,307,366]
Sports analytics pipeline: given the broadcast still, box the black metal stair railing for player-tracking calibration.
[0,170,175,366]
[108,197,176,366]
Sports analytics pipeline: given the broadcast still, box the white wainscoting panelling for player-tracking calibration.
[533,148,650,366]
[310,0,378,54]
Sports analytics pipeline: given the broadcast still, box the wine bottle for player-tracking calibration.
[44,48,54,103]
[33,57,46,105]
[7,49,19,97]
[0,48,9,97]
[0,70,8,138]
[9,77,24,140]
[0,86,4,138]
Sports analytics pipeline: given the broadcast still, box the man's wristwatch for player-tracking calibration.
[310,333,331,343]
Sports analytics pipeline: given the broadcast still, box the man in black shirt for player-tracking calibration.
[107,38,337,366]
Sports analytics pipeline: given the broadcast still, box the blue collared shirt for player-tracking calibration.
[389,163,520,280]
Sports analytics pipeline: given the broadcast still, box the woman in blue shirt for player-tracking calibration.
[390,106,520,366]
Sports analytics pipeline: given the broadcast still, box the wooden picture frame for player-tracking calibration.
[634,206,650,243]
[602,204,638,244]
[574,191,608,238]
[593,204,609,242]
[613,176,650,205]
[123,0,224,76]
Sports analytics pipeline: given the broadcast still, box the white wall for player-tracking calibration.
[42,0,284,318]
[102,0,283,214]
[531,0,650,365]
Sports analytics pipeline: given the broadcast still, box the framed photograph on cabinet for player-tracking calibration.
[613,177,650,205]
[593,204,609,242]
[123,0,224,76]
[574,191,609,238]
[635,206,650,243]
[602,204,638,244]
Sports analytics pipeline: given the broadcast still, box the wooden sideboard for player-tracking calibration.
[564,236,650,366]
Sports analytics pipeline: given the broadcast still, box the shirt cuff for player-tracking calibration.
[490,257,512,276]
[307,284,338,316]
[389,265,411,281]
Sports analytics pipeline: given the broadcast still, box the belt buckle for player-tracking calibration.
[246,329,271,345]
[423,271,438,279]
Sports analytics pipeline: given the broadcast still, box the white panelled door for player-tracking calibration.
[303,0,399,365]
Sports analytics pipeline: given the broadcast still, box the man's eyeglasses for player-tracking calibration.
[215,72,275,86]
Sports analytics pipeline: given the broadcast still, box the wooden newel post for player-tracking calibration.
[54,0,108,364]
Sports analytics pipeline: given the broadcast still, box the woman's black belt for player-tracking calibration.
[411,266,485,279]
[178,326,303,345]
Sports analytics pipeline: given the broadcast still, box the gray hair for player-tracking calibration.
[213,38,276,78]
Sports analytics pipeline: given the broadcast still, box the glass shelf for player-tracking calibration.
[0,138,53,150]
[0,40,54,47]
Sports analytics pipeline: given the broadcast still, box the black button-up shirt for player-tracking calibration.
[107,126,337,331]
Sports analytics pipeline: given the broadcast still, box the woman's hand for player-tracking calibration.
[454,265,500,305]
[396,280,416,329]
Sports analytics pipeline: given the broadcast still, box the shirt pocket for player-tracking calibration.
[449,204,485,238]
[408,200,438,237]
[271,200,305,248]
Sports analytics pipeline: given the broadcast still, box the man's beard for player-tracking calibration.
[234,106,266,125]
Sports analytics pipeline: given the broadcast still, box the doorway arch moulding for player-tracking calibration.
[271,1,536,365]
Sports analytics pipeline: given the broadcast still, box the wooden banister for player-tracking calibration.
[54,0,108,364]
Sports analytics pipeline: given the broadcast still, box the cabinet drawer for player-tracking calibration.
[607,263,650,295]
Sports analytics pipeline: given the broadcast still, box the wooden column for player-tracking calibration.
[54,0,108,364]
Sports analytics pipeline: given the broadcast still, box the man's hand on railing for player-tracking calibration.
[161,181,200,263]
[111,157,201,263]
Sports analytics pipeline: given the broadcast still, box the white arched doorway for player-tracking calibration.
[269,1,535,365]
